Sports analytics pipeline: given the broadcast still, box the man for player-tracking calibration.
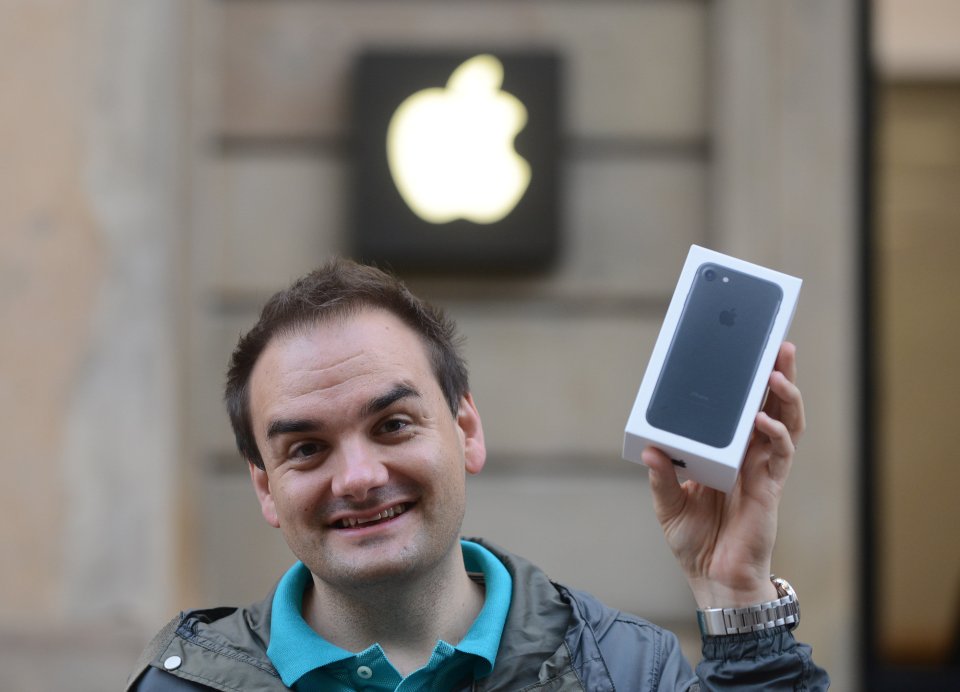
[127,259,828,691]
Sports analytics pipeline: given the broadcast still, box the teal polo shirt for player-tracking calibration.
[267,540,512,691]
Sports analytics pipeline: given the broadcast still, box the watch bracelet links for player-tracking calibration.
[696,577,799,636]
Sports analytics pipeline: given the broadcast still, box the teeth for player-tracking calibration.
[339,504,406,529]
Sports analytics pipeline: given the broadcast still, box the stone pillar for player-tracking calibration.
[0,2,186,687]
[710,1,859,688]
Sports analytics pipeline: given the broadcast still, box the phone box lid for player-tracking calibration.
[622,245,801,492]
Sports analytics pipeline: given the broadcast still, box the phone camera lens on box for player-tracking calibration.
[704,269,717,282]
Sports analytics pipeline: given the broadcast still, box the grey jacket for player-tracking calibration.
[127,540,829,691]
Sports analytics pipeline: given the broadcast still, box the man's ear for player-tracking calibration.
[249,461,280,528]
[457,393,486,475]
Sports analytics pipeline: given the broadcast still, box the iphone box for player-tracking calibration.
[622,245,801,492]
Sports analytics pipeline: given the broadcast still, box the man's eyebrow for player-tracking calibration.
[360,384,421,419]
[264,385,420,440]
[266,419,321,440]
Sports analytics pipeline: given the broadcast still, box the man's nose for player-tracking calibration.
[329,438,389,500]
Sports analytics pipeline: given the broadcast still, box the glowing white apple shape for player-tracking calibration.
[386,54,532,224]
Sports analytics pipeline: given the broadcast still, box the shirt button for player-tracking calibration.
[356,665,373,679]
[163,655,182,670]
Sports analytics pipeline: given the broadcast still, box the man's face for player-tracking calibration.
[247,308,486,591]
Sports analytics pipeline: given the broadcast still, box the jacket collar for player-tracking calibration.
[468,538,614,692]
[134,539,614,692]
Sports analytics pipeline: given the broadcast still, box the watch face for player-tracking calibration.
[772,577,800,629]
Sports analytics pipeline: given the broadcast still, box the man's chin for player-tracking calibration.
[300,532,463,593]
[309,557,425,592]
[304,542,428,586]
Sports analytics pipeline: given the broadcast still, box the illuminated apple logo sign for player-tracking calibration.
[353,51,560,272]
[386,55,531,225]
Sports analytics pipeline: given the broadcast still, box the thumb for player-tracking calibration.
[642,446,686,523]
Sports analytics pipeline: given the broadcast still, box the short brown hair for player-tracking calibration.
[225,259,469,469]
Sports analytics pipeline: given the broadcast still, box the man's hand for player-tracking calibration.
[642,341,805,609]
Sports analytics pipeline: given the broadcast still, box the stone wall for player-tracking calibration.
[0,1,860,689]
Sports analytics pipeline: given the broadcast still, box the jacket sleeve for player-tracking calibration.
[694,628,830,691]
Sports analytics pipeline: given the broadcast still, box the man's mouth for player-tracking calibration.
[334,503,410,529]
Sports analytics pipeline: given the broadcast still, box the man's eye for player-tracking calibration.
[380,418,409,434]
[290,442,321,459]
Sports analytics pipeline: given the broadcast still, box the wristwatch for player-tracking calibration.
[696,576,800,636]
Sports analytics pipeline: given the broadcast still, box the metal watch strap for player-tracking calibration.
[696,576,800,636]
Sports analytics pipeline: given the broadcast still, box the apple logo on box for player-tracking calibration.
[353,50,560,273]
[719,308,737,327]
[387,54,531,225]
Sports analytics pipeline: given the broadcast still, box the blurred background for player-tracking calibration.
[1,1,957,690]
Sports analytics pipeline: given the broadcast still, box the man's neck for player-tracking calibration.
[302,551,485,676]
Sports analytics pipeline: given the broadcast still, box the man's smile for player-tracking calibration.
[331,502,412,530]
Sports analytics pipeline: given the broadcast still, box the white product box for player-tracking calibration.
[623,245,801,492]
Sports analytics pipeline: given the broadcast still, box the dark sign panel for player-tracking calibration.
[352,51,561,273]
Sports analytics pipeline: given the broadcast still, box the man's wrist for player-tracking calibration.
[690,576,778,611]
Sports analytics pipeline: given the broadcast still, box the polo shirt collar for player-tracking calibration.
[266,539,512,688]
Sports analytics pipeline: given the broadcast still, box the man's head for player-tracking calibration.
[225,258,469,469]
[231,261,486,590]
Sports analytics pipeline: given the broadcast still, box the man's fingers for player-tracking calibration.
[775,341,798,384]
[767,369,806,444]
[754,411,795,483]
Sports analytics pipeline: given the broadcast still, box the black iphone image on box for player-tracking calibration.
[646,263,783,449]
